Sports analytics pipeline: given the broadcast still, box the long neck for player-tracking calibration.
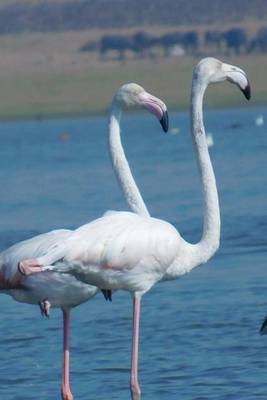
[108,103,149,217]
[190,77,220,262]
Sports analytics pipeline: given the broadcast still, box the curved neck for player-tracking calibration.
[108,102,149,217]
[190,77,220,261]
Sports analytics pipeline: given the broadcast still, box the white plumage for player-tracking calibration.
[27,59,250,399]
[3,82,169,400]
[44,212,182,293]
[0,229,97,308]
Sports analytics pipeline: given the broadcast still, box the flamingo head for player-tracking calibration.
[114,83,169,132]
[194,57,251,100]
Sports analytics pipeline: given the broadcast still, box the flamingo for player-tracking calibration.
[19,58,251,399]
[1,83,169,399]
[0,229,96,400]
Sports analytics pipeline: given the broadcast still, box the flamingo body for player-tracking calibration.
[0,229,98,400]
[45,212,183,295]
[0,229,97,308]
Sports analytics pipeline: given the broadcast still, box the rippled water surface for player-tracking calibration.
[0,107,266,399]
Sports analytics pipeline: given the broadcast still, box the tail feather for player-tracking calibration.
[101,289,112,302]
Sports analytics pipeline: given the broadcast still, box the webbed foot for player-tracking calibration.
[39,299,51,318]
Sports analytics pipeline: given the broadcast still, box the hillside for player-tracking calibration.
[0,0,266,33]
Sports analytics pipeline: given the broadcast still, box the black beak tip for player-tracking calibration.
[242,83,251,101]
[160,111,169,133]
[260,316,267,335]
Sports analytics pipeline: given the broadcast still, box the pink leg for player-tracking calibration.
[18,258,43,276]
[0,259,40,290]
[130,295,141,400]
[61,309,73,400]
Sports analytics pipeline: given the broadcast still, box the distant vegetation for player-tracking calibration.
[0,0,266,33]
[80,28,267,61]
[0,0,266,119]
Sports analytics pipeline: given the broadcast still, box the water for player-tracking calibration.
[0,106,266,399]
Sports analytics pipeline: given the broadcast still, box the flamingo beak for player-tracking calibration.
[260,315,267,335]
[240,83,251,100]
[160,110,169,132]
[139,92,169,132]
[222,63,251,100]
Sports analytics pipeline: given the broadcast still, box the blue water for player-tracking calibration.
[0,107,266,399]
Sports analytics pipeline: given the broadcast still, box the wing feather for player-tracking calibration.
[42,212,182,293]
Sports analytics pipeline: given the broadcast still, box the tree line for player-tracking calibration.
[80,28,267,61]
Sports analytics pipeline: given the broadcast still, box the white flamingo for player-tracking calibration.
[1,83,168,400]
[20,58,250,399]
[0,229,95,400]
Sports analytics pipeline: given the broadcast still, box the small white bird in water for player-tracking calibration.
[255,115,264,126]
[206,132,214,147]
[169,127,180,135]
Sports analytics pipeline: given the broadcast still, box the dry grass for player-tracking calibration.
[0,29,265,120]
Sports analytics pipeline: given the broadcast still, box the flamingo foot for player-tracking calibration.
[18,258,43,276]
[39,299,51,318]
[61,387,73,400]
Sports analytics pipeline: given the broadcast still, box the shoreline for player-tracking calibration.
[0,102,263,124]
[0,31,264,123]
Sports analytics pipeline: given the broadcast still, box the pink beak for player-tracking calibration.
[139,92,169,132]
